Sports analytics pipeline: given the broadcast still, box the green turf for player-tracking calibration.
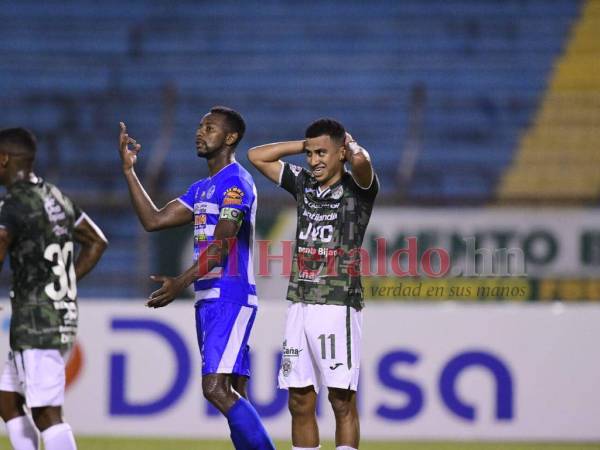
[1,436,598,450]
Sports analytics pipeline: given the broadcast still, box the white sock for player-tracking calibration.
[6,415,39,450]
[292,447,320,450]
[41,423,76,450]
[336,447,358,450]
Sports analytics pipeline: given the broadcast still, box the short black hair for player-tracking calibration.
[305,118,346,144]
[210,106,246,147]
[0,127,37,156]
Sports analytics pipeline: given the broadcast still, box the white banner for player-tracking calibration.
[253,208,600,303]
[362,208,600,278]
[1,300,599,440]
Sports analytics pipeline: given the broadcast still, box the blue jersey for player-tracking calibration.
[178,162,257,306]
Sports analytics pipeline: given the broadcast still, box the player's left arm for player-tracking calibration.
[344,132,375,189]
[73,213,108,281]
[146,212,242,308]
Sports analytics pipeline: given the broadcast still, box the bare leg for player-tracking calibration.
[31,405,63,431]
[0,390,26,422]
[202,373,240,415]
[232,375,249,400]
[289,386,319,448]
[328,388,359,448]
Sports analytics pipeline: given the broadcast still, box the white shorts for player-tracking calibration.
[278,302,362,393]
[0,349,69,408]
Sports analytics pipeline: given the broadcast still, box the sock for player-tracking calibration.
[226,397,275,450]
[336,447,357,450]
[41,423,76,450]
[230,426,246,450]
[6,415,39,450]
[292,447,321,450]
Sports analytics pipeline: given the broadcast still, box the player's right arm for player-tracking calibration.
[247,140,305,183]
[119,122,193,231]
[146,216,242,308]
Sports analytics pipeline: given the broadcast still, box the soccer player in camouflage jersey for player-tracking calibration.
[249,118,378,450]
[119,107,274,450]
[0,128,107,450]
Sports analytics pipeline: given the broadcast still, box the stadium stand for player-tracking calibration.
[0,0,583,296]
[498,0,600,202]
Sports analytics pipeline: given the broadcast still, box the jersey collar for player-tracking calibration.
[315,172,346,198]
[208,161,236,180]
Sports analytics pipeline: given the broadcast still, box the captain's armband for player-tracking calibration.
[219,207,244,225]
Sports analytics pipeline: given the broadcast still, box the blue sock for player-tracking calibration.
[226,397,276,450]
[230,428,246,450]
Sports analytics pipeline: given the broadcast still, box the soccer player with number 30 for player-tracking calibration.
[0,127,108,450]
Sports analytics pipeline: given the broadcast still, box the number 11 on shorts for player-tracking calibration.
[318,333,336,359]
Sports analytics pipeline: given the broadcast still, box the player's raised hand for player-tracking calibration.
[119,122,142,172]
[146,275,186,308]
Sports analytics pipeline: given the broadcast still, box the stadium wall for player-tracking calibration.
[0,301,598,441]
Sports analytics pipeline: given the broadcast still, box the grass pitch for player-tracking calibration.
[1,436,598,449]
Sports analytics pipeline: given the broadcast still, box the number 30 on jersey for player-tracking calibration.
[44,241,77,301]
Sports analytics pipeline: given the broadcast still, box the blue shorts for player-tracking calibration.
[195,300,256,377]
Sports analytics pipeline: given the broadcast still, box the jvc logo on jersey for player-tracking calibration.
[299,223,333,243]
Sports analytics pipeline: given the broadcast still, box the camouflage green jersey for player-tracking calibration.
[279,162,378,310]
[0,178,83,351]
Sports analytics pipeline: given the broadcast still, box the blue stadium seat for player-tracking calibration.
[0,0,583,296]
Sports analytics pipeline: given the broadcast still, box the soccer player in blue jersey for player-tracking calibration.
[118,107,275,450]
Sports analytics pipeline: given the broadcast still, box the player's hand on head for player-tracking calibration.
[344,132,354,146]
[146,275,185,308]
[119,121,142,172]
[344,132,357,161]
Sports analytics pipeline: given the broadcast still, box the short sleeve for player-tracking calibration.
[349,172,379,203]
[0,197,20,236]
[217,176,253,216]
[279,162,307,199]
[72,200,85,226]
[178,182,198,212]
